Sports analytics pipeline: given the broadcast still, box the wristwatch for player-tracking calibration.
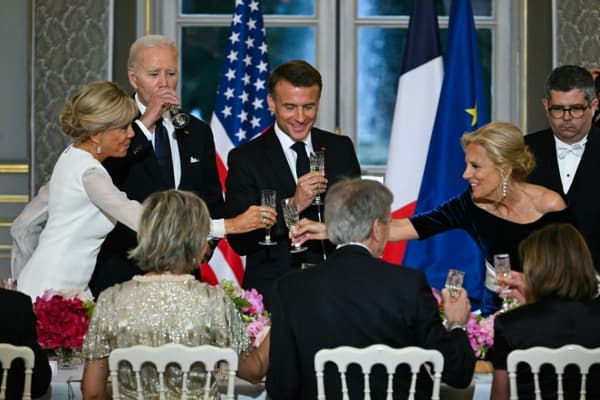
[446,321,467,332]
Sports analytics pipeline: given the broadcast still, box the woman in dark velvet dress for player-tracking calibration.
[491,223,600,400]
[296,122,570,314]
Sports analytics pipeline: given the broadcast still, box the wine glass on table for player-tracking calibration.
[258,189,277,246]
[309,151,325,205]
[445,269,465,300]
[281,198,307,253]
[494,253,513,312]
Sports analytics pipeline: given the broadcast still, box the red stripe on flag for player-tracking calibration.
[382,201,417,265]
[218,238,245,283]
[215,154,228,195]
[200,263,218,285]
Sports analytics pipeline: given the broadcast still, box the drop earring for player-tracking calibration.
[96,145,102,154]
[501,176,508,200]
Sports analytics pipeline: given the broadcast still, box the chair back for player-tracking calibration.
[314,344,444,400]
[507,344,600,400]
[0,343,35,400]
[108,343,238,400]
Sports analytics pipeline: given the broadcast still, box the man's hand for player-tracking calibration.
[139,87,181,129]
[441,288,471,327]
[292,172,328,212]
[292,218,327,244]
[498,271,527,305]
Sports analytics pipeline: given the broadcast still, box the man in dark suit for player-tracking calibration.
[225,60,362,309]
[266,178,475,399]
[0,288,51,399]
[525,65,600,272]
[89,35,225,297]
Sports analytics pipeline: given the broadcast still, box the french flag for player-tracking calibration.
[382,0,443,264]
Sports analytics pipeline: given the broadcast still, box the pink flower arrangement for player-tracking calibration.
[33,289,94,351]
[219,280,271,347]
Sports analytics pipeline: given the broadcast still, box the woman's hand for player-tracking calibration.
[225,206,277,235]
[499,271,527,305]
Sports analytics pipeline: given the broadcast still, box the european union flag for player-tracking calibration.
[403,0,490,306]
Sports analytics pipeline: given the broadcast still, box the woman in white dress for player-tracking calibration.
[13,81,276,300]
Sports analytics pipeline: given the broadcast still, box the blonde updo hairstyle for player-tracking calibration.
[59,81,137,142]
[461,121,535,182]
[129,190,211,275]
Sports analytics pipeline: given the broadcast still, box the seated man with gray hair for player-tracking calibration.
[266,178,475,399]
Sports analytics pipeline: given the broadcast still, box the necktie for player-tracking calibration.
[557,143,585,160]
[291,141,310,179]
[154,119,175,188]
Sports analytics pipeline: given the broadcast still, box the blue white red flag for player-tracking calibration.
[382,0,444,263]
[402,0,490,305]
[203,0,273,286]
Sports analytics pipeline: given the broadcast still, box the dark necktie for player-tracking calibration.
[154,119,175,188]
[291,141,310,179]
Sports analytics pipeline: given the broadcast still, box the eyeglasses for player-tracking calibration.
[547,103,591,119]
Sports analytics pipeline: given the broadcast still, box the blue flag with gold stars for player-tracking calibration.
[403,0,489,307]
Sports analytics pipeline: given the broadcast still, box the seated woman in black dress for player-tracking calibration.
[295,121,570,315]
[491,223,600,400]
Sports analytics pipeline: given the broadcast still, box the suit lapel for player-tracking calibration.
[569,126,600,197]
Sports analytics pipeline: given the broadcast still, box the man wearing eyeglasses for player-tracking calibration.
[525,65,600,272]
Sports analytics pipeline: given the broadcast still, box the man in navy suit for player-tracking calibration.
[224,60,362,309]
[0,288,51,399]
[525,65,600,272]
[89,35,225,297]
[266,178,475,399]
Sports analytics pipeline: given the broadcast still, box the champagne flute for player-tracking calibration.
[281,198,307,253]
[309,151,325,205]
[165,104,190,129]
[494,253,512,311]
[258,189,277,246]
[445,269,465,299]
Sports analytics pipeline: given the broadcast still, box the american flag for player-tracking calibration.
[202,0,273,286]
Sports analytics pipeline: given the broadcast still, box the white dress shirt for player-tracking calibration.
[554,135,587,193]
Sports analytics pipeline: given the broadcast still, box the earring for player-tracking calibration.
[96,145,102,154]
[501,176,508,200]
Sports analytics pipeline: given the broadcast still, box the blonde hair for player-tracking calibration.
[519,224,598,302]
[59,81,137,141]
[129,190,211,274]
[128,35,177,70]
[461,121,535,181]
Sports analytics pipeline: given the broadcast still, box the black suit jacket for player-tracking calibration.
[0,289,51,399]
[224,127,361,309]
[525,126,600,271]
[89,113,224,297]
[492,296,600,399]
[266,245,476,400]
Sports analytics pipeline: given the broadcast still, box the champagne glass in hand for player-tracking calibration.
[494,253,513,311]
[281,198,307,253]
[445,269,465,299]
[309,151,325,205]
[259,190,277,246]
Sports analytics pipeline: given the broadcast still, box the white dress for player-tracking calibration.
[15,146,141,300]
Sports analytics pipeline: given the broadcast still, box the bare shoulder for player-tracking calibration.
[526,183,566,213]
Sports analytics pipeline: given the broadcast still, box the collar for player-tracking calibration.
[336,242,372,255]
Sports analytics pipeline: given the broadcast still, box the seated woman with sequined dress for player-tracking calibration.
[295,121,572,315]
[82,190,269,400]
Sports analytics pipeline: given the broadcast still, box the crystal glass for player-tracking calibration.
[309,151,325,205]
[259,190,277,246]
[494,253,513,311]
[281,198,307,253]
[166,104,190,129]
[445,269,465,299]
[0,278,17,290]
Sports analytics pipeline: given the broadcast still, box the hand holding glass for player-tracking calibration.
[493,253,513,311]
[259,190,277,246]
[281,198,307,253]
[309,151,325,205]
[445,269,465,299]
[165,103,190,129]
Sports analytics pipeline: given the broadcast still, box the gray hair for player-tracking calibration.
[129,190,210,274]
[128,35,177,70]
[544,65,595,103]
[325,178,393,245]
